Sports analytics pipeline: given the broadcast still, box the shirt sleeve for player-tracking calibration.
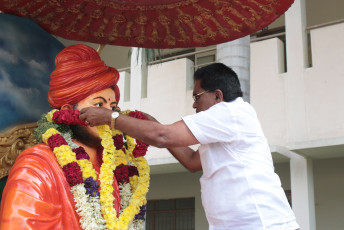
[182,102,239,144]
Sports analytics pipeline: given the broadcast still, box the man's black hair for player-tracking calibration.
[194,63,243,102]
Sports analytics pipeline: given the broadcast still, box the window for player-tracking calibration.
[146,198,195,230]
[196,55,215,68]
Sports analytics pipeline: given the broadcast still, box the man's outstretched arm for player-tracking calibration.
[79,107,197,146]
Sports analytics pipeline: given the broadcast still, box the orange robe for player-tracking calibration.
[0,143,120,230]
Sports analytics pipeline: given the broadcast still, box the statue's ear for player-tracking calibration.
[61,104,74,110]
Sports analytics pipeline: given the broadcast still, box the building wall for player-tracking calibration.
[265,0,343,30]
[312,158,344,230]
[250,22,344,148]
[305,24,344,141]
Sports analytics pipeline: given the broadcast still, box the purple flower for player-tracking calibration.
[84,177,100,197]
[135,205,146,220]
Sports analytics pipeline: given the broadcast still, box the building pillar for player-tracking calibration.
[285,0,309,70]
[290,153,316,230]
[216,36,250,102]
[130,48,147,110]
[274,146,316,230]
[284,0,308,141]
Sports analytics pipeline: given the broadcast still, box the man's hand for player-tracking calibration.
[79,107,113,127]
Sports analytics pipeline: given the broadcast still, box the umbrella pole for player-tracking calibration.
[97,44,105,54]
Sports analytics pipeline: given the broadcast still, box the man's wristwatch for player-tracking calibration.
[110,111,120,130]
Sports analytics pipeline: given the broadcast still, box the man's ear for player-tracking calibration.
[215,90,224,102]
[61,104,74,110]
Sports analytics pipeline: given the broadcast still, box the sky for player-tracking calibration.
[0,13,65,131]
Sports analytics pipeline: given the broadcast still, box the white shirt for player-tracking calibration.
[182,98,299,230]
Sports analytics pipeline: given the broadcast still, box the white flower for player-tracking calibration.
[119,183,132,212]
[71,184,106,230]
[129,219,145,230]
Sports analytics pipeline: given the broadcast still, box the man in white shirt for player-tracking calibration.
[80,63,300,230]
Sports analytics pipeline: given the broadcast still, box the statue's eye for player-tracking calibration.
[95,102,103,107]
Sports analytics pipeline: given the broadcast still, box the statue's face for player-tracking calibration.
[77,87,118,112]
[73,88,118,147]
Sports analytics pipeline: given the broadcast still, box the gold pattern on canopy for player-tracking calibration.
[0,0,294,48]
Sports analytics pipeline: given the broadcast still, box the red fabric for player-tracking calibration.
[48,44,120,108]
[0,0,295,48]
[0,143,121,229]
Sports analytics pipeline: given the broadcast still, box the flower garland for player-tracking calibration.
[35,109,150,230]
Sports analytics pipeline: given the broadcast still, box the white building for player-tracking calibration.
[59,0,344,229]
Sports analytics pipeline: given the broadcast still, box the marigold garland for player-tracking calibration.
[36,109,150,230]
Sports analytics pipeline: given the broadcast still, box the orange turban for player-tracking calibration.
[48,44,120,109]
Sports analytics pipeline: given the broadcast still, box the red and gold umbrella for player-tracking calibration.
[0,0,294,48]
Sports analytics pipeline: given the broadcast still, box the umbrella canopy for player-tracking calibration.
[0,0,294,48]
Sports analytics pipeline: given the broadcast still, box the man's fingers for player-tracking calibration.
[78,108,91,121]
[79,111,86,120]
[78,107,112,127]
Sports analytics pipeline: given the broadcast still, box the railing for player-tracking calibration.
[250,32,286,43]
[117,47,216,72]
[306,18,344,31]
[117,67,130,72]
[148,47,215,65]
